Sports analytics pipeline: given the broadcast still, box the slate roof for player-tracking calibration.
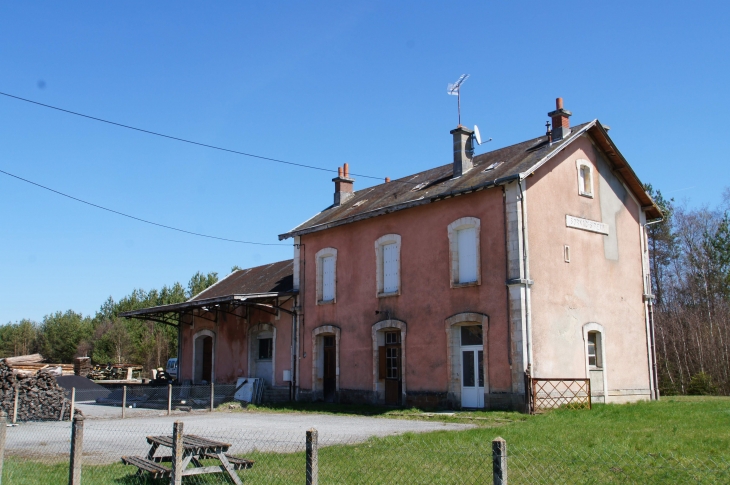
[279,120,661,240]
[191,260,294,301]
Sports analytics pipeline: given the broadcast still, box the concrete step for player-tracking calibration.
[263,386,290,403]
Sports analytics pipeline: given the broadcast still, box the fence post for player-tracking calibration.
[167,384,173,415]
[69,415,84,485]
[171,421,184,485]
[492,437,507,485]
[210,382,215,412]
[69,387,76,422]
[12,384,18,425]
[306,428,318,485]
[0,411,7,485]
[122,386,127,419]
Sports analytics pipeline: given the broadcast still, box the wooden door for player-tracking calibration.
[383,332,401,405]
[323,336,336,402]
[202,336,213,383]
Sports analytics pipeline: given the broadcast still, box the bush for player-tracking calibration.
[687,372,718,395]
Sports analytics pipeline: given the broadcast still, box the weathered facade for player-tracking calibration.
[280,98,661,410]
[124,98,661,411]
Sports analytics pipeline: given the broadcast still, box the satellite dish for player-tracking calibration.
[474,125,482,145]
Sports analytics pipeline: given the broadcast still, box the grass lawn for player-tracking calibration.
[6,396,730,484]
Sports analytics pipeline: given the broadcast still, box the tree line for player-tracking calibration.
[647,185,730,395]
[0,270,221,374]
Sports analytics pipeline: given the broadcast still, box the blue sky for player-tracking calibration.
[1,1,728,323]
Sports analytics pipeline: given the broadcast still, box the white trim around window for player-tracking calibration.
[315,247,337,304]
[576,159,594,198]
[374,234,401,297]
[447,217,481,288]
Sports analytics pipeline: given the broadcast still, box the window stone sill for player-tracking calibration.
[451,281,480,289]
[579,192,594,199]
[317,299,336,306]
[377,291,400,298]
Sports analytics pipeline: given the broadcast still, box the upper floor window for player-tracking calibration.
[315,247,337,304]
[375,234,401,297]
[447,217,481,287]
[576,159,594,198]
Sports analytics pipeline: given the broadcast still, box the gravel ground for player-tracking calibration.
[6,406,473,464]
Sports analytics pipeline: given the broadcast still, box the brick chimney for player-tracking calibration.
[450,125,474,178]
[332,163,354,206]
[548,97,572,141]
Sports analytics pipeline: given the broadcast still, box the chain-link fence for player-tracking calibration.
[2,381,730,485]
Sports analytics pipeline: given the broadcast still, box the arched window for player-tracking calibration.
[447,217,481,287]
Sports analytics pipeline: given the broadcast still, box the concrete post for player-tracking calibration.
[122,386,127,419]
[171,421,184,485]
[0,411,6,485]
[69,388,76,422]
[167,384,173,415]
[11,384,18,425]
[492,437,507,485]
[210,382,215,412]
[69,416,84,485]
[306,428,318,485]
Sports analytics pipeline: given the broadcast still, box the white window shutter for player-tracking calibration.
[322,256,335,301]
[457,227,477,283]
[383,243,399,293]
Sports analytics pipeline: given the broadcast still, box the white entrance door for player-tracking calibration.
[460,325,484,408]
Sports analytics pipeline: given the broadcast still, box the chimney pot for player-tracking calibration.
[385,177,390,183]
[547,97,572,141]
[332,164,354,206]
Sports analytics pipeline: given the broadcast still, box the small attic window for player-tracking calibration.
[482,161,503,172]
[411,182,429,191]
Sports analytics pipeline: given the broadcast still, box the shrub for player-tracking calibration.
[687,372,718,395]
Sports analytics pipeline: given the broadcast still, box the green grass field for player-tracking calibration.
[5,396,730,484]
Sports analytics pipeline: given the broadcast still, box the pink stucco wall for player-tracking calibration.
[298,187,511,400]
[526,135,652,401]
[179,302,293,386]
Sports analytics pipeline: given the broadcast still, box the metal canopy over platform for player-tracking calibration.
[120,260,296,327]
[120,292,296,327]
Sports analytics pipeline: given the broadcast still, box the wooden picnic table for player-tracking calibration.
[122,433,254,484]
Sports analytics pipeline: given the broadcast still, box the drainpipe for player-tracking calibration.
[517,179,534,376]
[644,218,663,401]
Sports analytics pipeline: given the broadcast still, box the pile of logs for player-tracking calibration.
[74,357,92,377]
[0,359,80,421]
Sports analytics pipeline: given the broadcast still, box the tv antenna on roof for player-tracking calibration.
[447,74,469,125]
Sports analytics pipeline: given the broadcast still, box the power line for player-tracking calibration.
[0,168,287,246]
[0,91,412,184]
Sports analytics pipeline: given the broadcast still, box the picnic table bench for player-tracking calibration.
[121,434,254,484]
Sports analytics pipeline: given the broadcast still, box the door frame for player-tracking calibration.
[311,325,341,401]
[372,319,407,406]
[248,323,276,386]
[582,322,608,403]
[192,329,216,384]
[445,312,489,409]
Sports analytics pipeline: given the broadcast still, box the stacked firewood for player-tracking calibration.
[74,357,92,377]
[0,361,81,421]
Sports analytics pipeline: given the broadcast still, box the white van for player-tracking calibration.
[166,358,178,380]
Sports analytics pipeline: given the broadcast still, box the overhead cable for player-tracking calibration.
[0,91,417,184]
[0,168,287,246]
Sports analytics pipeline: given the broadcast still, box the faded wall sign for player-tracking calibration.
[565,215,609,235]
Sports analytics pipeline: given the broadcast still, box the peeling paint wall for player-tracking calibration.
[526,135,651,403]
[179,301,293,387]
[298,188,512,407]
